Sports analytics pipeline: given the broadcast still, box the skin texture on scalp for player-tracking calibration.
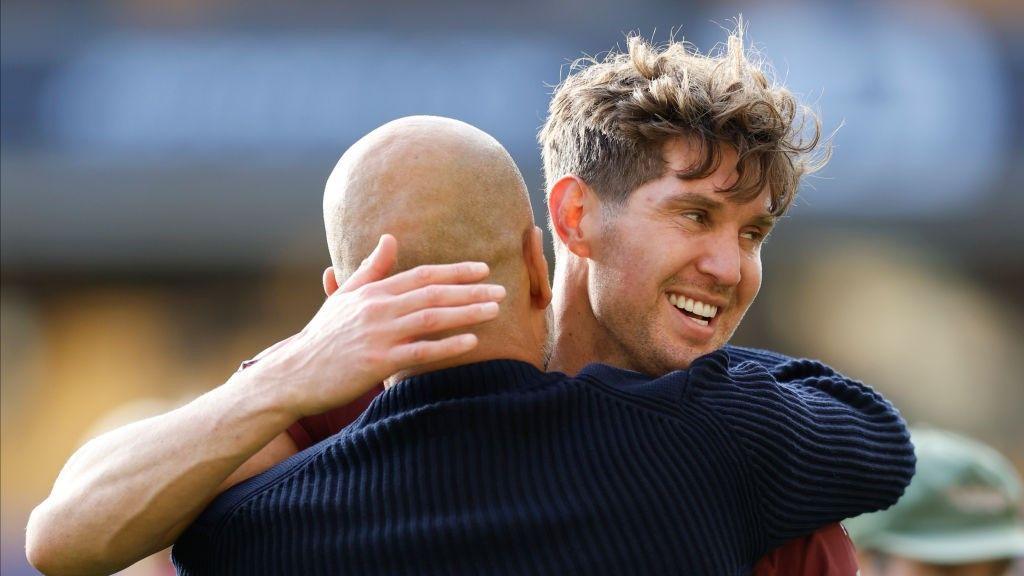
[324,116,534,293]
[322,115,549,379]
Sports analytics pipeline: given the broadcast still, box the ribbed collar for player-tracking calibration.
[360,359,553,424]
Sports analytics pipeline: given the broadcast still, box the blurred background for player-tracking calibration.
[2,0,1022,573]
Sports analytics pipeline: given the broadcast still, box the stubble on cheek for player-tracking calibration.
[587,252,669,374]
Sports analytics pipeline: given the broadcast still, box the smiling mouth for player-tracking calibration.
[667,293,718,327]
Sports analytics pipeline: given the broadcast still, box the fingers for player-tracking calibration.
[341,234,398,293]
[388,333,479,367]
[387,283,506,318]
[374,261,490,296]
[390,302,500,341]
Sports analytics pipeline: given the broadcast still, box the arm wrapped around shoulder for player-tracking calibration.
[690,348,916,552]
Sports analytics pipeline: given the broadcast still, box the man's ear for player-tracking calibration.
[547,175,599,259]
[524,226,552,310]
[322,266,341,296]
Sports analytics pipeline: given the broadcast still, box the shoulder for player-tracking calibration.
[573,347,840,407]
[575,362,689,408]
[722,345,842,381]
[722,344,794,368]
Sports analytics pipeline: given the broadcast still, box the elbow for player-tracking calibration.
[25,541,68,576]
[872,398,917,496]
[896,428,918,498]
[874,424,918,511]
[893,416,917,489]
[25,503,104,576]
[25,537,50,575]
[25,505,65,575]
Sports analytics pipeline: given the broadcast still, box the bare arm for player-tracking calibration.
[26,235,507,575]
[26,369,301,576]
[160,429,303,549]
[219,429,301,493]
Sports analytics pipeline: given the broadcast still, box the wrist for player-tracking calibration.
[224,362,306,425]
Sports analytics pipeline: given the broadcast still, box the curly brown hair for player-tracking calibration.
[539,23,829,218]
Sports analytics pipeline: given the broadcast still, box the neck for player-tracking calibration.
[387,311,545,388]
[546,258,602,376]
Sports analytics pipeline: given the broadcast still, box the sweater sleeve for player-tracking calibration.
[688,349,916,554]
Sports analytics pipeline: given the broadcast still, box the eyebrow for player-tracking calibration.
[659,191,777,229]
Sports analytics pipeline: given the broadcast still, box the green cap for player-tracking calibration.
[846,427,1024,564]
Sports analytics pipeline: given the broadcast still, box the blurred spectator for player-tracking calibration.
[847,428,1024,576]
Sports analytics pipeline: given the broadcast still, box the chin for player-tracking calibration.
[652,348,702,373]
[669,340,723,369]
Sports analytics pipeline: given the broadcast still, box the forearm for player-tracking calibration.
[25,245,504,575]
[26,369,297,576]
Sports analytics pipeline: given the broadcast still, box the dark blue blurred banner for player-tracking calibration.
[2,0,1021,270]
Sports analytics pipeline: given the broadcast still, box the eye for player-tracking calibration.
[682,212,706,224]
[740,229,766,243]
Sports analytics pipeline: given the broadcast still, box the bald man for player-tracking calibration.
[27,119,517,575]
[30,117,914,575]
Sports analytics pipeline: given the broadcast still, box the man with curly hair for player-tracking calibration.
[535,28,856,574]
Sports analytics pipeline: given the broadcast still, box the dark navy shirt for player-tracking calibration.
[173,347,915,575]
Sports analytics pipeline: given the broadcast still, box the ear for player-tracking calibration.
[524,226,552,310]
[322,266,341,296]
[547,175,599,259]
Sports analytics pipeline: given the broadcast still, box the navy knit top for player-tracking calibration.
[173,346,915,575]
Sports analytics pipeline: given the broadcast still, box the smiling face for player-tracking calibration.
[583,139,775,375]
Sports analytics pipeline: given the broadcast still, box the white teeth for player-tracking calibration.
[668,294,719,320]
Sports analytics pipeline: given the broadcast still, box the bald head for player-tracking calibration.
[324,116,534,286]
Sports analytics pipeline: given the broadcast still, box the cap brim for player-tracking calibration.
[873,525,1024,564]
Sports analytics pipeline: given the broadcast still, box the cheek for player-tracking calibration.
[595,231,647,282]
[739,254,763,302]
[589,246,659,317]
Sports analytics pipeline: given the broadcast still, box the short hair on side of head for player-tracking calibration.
[539,19,830,219]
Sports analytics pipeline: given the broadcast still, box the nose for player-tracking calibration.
[694,231,742,288]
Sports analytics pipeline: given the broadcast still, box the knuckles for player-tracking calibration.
[410,343,429,363]
[362,348,387,367]
[359,298,387,318]
[424,285,444,305]
[413,266,433,283]
[418,309,439,330]
[354,283,379,298]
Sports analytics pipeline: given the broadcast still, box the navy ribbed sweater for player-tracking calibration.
[173,346,915,575]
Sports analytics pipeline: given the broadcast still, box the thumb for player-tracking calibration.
[340,234,397,293]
